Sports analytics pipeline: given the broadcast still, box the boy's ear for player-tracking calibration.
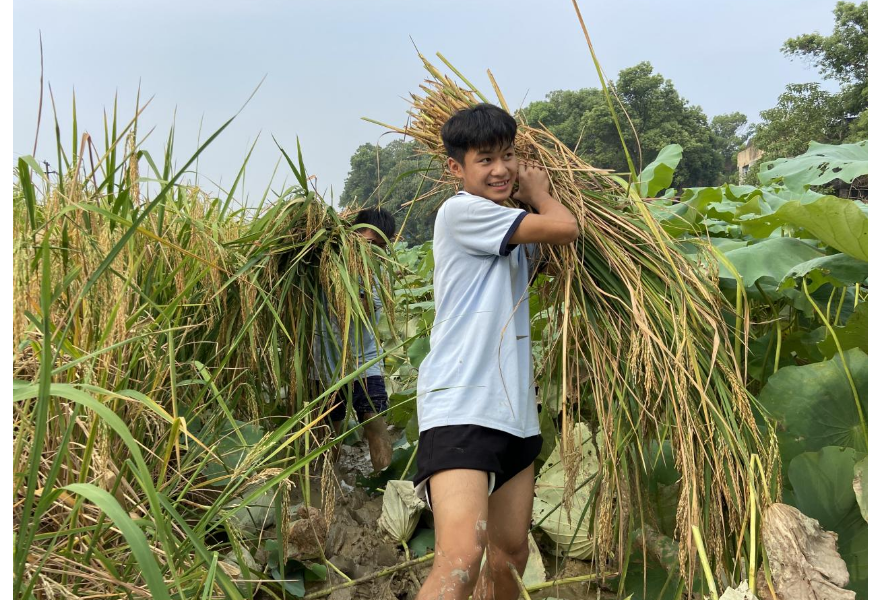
[447,156,464,180]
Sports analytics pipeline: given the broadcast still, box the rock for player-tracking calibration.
[374,543,400,567]
[225,487,278,534]
[287,505,329,560]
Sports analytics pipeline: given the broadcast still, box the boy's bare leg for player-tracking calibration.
[361,412,393,472]
[472,464,535,600]
[416,470,490,600]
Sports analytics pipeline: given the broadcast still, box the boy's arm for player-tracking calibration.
[509,162,579,246]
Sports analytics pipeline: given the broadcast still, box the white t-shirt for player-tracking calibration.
[416,191,540,438]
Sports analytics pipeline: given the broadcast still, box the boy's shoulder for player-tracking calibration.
[441,190,474,207]
[438,191,496,217]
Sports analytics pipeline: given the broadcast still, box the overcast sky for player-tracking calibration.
[13,0,841,206]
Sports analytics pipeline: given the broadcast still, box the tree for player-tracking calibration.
[710,112,752,177]
[517,88,604,151]
[752,83,847,160]
[782,1,867,119]
[521,62,729,190]
[753,1,869,157]
[339,140,446,243]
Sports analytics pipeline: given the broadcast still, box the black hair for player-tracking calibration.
[440,103,517,165]
[353,206,396,241]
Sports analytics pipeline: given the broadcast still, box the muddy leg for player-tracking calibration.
[361,412,393,472]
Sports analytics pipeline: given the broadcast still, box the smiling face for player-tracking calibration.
[447,143,517,204]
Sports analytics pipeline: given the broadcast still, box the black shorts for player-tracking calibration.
[414,425,543,501]
[328,375,388,422]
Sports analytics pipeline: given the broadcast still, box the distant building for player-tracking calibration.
[737,141,764,184]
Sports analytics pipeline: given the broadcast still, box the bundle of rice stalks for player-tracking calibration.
[13,102,395,598]
[371,54,778,580]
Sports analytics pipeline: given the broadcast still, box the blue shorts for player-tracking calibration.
[328,375,388,422]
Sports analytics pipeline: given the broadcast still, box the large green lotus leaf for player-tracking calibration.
[780,253,869,291]
[723,184,760,201]
[637,144,682,198]
[775,195,868,261]
[837,507,868,599]
[758,140,868,191]
[853,457,867,522]
[817,302,868,360]
[718,237,824,289]
[788,446,857,531]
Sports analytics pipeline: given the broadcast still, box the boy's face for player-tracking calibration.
[447,143,517,204]
[357,228,387,250]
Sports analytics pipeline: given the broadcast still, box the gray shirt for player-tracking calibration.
[312,283,384,383]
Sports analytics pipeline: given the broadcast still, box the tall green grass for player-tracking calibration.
[13,97,397,599]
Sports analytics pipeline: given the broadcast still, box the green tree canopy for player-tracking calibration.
[520,62,730,189]
[339,139,446,244]
[753,1,868,161]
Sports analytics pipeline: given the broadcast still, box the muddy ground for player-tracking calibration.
[266,432,611,600]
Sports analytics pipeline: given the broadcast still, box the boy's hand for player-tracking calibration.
[512,161,550,207]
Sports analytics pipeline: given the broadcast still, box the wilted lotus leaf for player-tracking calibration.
[378,480,426,544]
